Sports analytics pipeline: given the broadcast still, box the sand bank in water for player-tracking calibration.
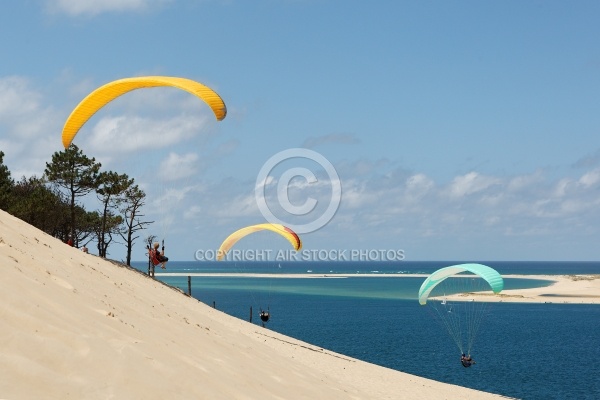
[443,274,600,304]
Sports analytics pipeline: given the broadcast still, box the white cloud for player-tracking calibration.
[0,76,41,120]
[578,169,600,188]
[158,152,199,182]
[0,76,64,178]
[340,180,380,209]
[552,178,572,198]
[445,172,501,199]
[87,115,210,154]
[507,170,543,192]
[213,193,259,219]
[404,173,434,202]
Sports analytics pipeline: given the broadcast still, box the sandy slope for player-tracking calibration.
[0,210,507,399]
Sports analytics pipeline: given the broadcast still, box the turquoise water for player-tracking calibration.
[131,261,600,399]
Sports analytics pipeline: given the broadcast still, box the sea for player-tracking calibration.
[130,261,600,400]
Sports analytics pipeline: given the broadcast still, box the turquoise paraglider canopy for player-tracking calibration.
[418,263,504,356]
[418,263,504,305]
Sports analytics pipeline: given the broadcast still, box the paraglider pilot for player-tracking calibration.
[259,309,270,327]
[259,310,270,322]
[151,242,169,270]
[461,353,475,368]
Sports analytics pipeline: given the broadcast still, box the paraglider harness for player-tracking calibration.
[147,239,165,277]
[259,307,270,327]
[259,309,270,322]
[461,354,475,368]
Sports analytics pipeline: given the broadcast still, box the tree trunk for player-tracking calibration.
[70,185,75,244]
[126,213,134,266]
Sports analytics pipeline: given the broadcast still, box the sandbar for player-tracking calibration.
[445,274,600,304]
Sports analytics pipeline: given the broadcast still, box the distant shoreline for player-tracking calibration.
[155,272,431,278]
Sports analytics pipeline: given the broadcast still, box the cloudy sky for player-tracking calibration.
[1,1,599,261]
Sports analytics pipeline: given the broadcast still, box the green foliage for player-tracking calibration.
[0,151,14,210]
[44,144,102,240]
[97,171,134,200]
[44,144,101,196]
[8,176,102,243]
[3,144,154,260]
[8,176,67,235]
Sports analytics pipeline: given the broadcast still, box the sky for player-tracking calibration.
[1,0,599,262]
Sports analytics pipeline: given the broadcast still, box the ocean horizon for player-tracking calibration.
[131,260,600,399]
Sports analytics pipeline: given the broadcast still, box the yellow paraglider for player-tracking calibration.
[61,76,227,148]
[217,224,302,261]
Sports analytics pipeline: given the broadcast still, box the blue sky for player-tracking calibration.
[1,0,599,261]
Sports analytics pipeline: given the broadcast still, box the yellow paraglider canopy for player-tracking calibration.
[217,223,302,261]
[61,76,227,148]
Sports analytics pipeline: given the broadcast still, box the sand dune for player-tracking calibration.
[0,209,507,399]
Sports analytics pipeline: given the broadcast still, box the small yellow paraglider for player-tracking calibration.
[217,223,302,261]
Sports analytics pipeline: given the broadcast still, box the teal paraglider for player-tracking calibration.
[418,263,504,305]
[418,263,504,360]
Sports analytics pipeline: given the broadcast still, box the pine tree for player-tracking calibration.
[44,144,101,244]
[95,171,133,257]
[119,184,153,266]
